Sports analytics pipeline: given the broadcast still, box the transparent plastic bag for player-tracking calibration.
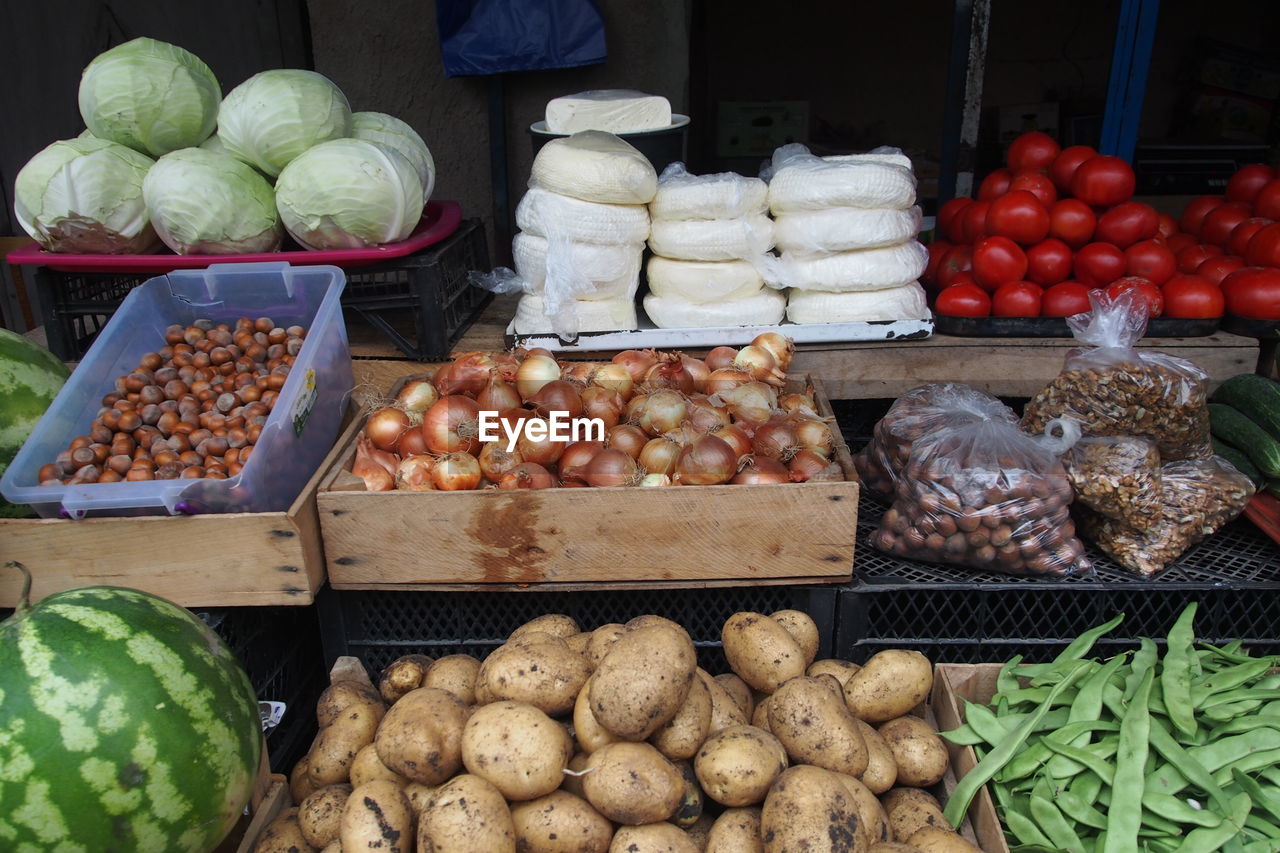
[855,383,1018,498]
[1077,455,1255,578]
[1063,435,1163,527]
[1021,289,1213,461]
[648,162,768,221]
[871,416,1092,578]
[764,143,917,212]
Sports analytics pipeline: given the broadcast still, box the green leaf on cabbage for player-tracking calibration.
[218,70,352,178]
[351,111,436,203]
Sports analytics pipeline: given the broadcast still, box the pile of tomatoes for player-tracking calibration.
[924,131,1279,322]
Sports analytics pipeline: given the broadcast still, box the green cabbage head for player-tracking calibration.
[351,111,436,203]
[218,70,352,178]
[143,148,282,254]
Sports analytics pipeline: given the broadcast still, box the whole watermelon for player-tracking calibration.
[1,328,70,518]
[0,570,262,851]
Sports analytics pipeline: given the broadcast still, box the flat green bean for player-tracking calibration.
[1004,796,1057,849]
[1199,689,1280,711]
[1001,720,1122,782]
[1163,603,1199,739]
[1244,812,1280,840]
[940,723,986,746]
[1142,791,1224,828]
[1031,789,1088,853]
[999,654,1025,694]
[1172,791,1251,853]
[1148,719,1233,813]
[1105,667,1155,853]
[1240,841,1280,853]
[1233,770,1280,824]
[1209,716,1280,740]
[964,700,1014,746]
[1070,770,1106,807]
[1213,748,1280,788]
[1127,637,1160,701]
[1017,613,1125,682]
[1049,653,1130,778]
[1057,786,1110,831]
[1192,660,1275,704]
[1044,739,1117,785]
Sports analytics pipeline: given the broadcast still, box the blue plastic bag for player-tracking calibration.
[436,0,607,77]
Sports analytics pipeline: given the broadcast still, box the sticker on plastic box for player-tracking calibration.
[259,701,287,734]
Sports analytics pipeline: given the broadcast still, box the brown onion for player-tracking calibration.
[733,345,787,386]
[581,386,626,429]
[633,390,688,436]
[589,363,635,400]
[492,350,521,381]
[789,449,831,482]
[639,437,681,477]
[422,395,482,454]
[642,353,695,395]
[353,436,395,490]
[752,332,795,372]
[433,351,496,397]
[499,462,557,490]
[514,354,560,400]
[639,473,672,487]
[679,353,711,393]
[712,424,754,459]
[685,394,731,433]
[515,418,566,466]
[528,380,584,419]
[525,347,556,360]
[560,361,599,386]
[674,434,738,486]
[365,406,412,452]
[396,455,436,491]
[495,408,537,448]
[731,456,792,485]
[606,424,648,459]
[705,346,738,372]
[716,381,778,423]
[477,371,521,412]
[396,378,439,415]
[478,442,523,483]
[751,419,799,461]
[612,349,659,384]
[559,440,606,483]
[793,416,835,459]
[432,452,483,490]
[779,392,819,416]
[705,368,753,395]
[397,426,429,458]
[584,448,641,487]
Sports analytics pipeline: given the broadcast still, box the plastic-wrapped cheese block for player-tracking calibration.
[545,90,672,134]
[648,164,768,221]
[647,214,774,262]
[530,131,658,205]
[512,232,642,301]
[779,240,929,291]
[645,256,764,303]
[643,289,786,329]
[786,282,930,323]
[773,206,923,255]
[513,293,639,334]
[768,156,917,213]
[824,149,913,170]
[515,187,650,245]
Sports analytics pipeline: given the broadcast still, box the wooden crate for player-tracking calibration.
[319,365,859,589]
[0,417,359,608]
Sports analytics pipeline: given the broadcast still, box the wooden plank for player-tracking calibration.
[230,778,290,853]
[933,663,1012,853]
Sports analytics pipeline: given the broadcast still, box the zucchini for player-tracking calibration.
[1212,439,1265,487]
[1208,403,1280,479]
[1212,373,1280,442]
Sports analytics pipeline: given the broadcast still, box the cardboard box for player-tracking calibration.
[717,100,810,158]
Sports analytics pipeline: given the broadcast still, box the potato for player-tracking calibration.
[750,693,776,733]
[586,623,627,668]
[844,651,933,723]
[706,807,764,853]
[668,760,703,829]
[760,765,866,853]
[694,725,788,807]
[770,609,820,666]
[421,654,481,705]
[905,827,981,853]
[625,614,686,633]
[319,842,341,853]
[462,700,573,801]
[340,779,414,852]
[868,844,927,853]
[582,741,686,825]
[510,613,581,640]
[813,673,847,700]
[479,633,591,716]
[650,674,712,760]
[590,623,697,741]
[713,673,755,718]
[349,743,406,789]
[565,631,594,657]
[881,789,952,842]
[419,774,515,852]
[807,658,862,690]
[253,807,311,853]
[373,686,469,785]
[608,823,700,853]
[298,783,353,849]
[574,676,621,753]
[684,812,716,850]
[402,781,438,814]
[856,719,898,794]
[309,700,384,787]
[377,654,433,704]
[290,754,316,805]
[698,670,749,735]
[768,676,869,777]
[509,789,613,853]
[877,717,948,788]
[835,773,891,847]
[317,681,385,729]
[721,612,807,694]
[561,751,591,799]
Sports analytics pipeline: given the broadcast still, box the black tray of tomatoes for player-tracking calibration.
[1221,315,1280,339]
[934,314,1221,338]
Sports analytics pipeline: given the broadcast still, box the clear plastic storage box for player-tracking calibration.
[1,262,352,518]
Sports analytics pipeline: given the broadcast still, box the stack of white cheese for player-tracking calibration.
[511,131,658,336]
[642,165,782,329]
[767,146,930,324]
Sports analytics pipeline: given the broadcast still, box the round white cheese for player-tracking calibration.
[768,158,917,213]
[647,214,775,261]
[786,282,931,323]
[531,130,658,205]
[648,165,768,221]
[779,240,929,292]
[645,256,764,303]
[642,289,786,329]
[773,206,923,255]
[515,187,650,245]
[513,293,639,334]
[512,232,642,301]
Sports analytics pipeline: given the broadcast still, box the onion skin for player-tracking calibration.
[353,436,395,491]
[366,406,412,453]
[499,462,557,490]
[678,353,711,393]
[396,454,436,491]
[589,363,635,400]
[731,456,792,485]
[642,353,696,395]
[584,448,641,487]
[422,395,482,455]
[395,378,439,415]
[581,386,626,429]
[478,441,523,483]
[516,354,562,400]
[432,452,483,491]
[559,440,605,484]
[752,332,795,372]
[433,351,496,397]
[528,380,584,419]
[705,368,753,395]
[477,371,521,412]
[674,434,737,486]
[606,424,648,459]
[705,346,738,372]
[788,449,831,482]
[712,424,754,459]
[638,437,681,478]
[612,349,660,384]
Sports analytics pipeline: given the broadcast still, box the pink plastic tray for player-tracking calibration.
[6,200,462,273]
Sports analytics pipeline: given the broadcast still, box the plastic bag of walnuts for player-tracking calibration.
[870,415,1093,577]
[1020,290,1212,462]
[854,383,1018,498]
[1063,435,1164,527]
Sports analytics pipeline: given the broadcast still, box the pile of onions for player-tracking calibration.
[351,334,842,491]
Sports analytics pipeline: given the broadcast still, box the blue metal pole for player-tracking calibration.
[1100,0,1160,162]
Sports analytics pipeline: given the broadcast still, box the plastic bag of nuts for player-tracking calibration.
[1063,435,1163,527]
[1020,290,1213,462]
[854,383,1018,498]
[1076,455,1255,578]
[870,416,1093,577]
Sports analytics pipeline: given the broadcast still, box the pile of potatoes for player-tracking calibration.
[253,611,986,853]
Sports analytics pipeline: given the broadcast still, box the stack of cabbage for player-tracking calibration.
[767,145,930,324]
[13,37,434,256]
[510,131,656,336]
[643,165,781,329]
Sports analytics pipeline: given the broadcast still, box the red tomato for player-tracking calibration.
[961,200,992,244]
[1124,239,1176,285]
[1071,156,1136,207]
[1179,196,1224,237]
[1156,212,1179,239]
[1025,238,1073,286]
[1195,255,1245,286]
[992,281,1044,317]
[1009,170,1058,207]
[938,198,973,244]
[1041,281,1094,317]
[948,271,978,289]
[1220,267,1280,320]
[1245,222,1280,268]
[1165,232,1198,254]
[1074,242,1128,287]
[1225,164,1275,205]
[1007,131,1060,173]
[1095,202,1159,249]
[1106,276,1164,317]
[1253,180,1280,220]
[1048,199,1097,249]
[1162,274,1224,319]
[936,245,974,289]
[1048,145,1098,193]
[978,169,1013,202]
[1199,202,1253,247]
[986,190,1050,245]
[924,240,953,289]
[935,282,992,317]
[1228,218,1273,258]
[972,236,1029,291]
[1176,243,1223,274]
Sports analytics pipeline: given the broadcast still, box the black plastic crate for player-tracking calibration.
[315,585,839,677]
[32,218,491,361]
